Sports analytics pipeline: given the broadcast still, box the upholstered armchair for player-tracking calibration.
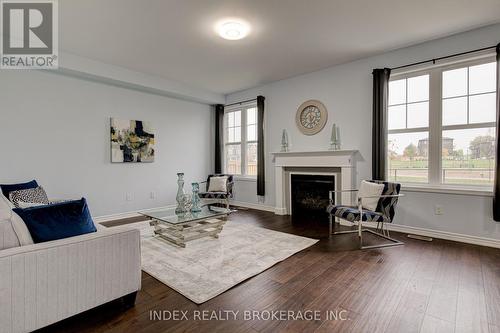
[327,180,404,250]
[198,174,234,210]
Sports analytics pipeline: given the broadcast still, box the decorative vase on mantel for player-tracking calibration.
[175,173,186,214]
[281,129,289,152]
[329,123,341,151]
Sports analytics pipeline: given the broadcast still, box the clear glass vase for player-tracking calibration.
[175,173,186,214]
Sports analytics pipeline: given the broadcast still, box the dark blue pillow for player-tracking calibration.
[13,198,97,243]
[0,180,39,199]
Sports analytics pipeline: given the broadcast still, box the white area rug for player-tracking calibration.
[129,220,318,304]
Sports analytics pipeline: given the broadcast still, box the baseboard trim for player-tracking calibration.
[274,207,287,215]
[229,200,276,213]
[94,205,175,223]
[338,220,500,249]
[94,204,500,249]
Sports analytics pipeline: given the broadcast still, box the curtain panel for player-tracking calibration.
[214,104,224,174]
[493,44,500,221]
[257,96,266,196]
[372,68,391,181]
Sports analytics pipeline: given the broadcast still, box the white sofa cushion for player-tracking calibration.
[357,180,384,211]
[0,218,21,250]
[0,194,21,250]
[0,193,13,220]
[0,193,34,247]
[11,210,34,245]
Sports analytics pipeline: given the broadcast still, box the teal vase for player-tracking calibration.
[191,182,202,213]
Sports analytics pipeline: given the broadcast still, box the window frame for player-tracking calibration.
[388,56,497,192]
[224,103,258,179]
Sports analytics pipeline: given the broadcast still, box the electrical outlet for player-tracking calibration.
[125,193,133,202]
[434,205,443,215]
[150,191,156,200]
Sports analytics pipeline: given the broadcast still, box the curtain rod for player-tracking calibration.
[225,98,257,107]
[391,45,497,71]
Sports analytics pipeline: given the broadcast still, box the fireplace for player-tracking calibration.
[272,150,357,215]
[290,173,336,219]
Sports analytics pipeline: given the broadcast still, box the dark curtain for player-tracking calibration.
[214,104,224,174]
[257,96,266,196]
[372,68,391,181]
[493,44,500,221]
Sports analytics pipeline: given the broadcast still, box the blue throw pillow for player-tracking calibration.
[13,198,97,243]
[0,180,39,200]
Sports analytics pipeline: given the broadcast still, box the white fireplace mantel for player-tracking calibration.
[271,150,358,215]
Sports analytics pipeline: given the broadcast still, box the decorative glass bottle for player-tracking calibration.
[190,182,202,213]
[175,173,186,214]
[329,123,341,150]
[281,129,289,152]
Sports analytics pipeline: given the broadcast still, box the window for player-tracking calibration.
[224,105,258,177]
[387,58,497,188]
[388,74,430,183]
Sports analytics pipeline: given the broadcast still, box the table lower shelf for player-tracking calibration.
[149,217,226,248]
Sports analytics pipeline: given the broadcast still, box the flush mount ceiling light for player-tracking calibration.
[216,19,250,40]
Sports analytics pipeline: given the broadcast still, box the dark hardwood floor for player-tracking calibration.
[38,209,500,333]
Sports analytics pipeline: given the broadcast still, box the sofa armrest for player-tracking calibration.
[0,226,141,332]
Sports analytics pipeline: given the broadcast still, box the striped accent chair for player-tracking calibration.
[327,180,404,250]
[198,174,234,209]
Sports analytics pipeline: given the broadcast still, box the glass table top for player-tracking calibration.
[139,205,230,224]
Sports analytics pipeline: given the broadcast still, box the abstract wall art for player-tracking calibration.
[110,118,155,163]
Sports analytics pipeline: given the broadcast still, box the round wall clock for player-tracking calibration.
[295,100,328,135]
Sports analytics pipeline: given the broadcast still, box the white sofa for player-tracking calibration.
[0,200,141,333]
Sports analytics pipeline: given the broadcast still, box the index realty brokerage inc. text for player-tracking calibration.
[150,309,350,321]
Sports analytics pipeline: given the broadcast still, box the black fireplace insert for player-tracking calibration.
[290,174,336,219]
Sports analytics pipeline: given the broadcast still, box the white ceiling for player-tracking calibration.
[60,0,500,95]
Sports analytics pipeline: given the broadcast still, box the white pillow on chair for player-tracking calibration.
[357,180,384,211]
[208,176,228,192]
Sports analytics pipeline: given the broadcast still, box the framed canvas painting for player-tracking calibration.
[110,118,155,163]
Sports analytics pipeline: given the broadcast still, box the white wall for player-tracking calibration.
[226,23,500,240]
[0,70,213,217]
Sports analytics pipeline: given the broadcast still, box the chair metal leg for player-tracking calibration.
[329,216,404,250]
[359,229,403,249]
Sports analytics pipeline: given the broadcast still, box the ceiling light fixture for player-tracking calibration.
[216,19,250,40]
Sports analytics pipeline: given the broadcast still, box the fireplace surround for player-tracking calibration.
[271,150,358,215]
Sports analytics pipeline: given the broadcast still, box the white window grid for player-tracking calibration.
[388,56,497,188]
[224,104,258,177]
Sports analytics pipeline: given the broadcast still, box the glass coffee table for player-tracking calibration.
[139,206,231,248]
